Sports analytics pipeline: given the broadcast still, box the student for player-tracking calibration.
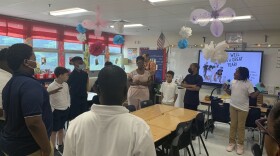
[67,56,89,120]
[47,67,70,153]
[223,67,260,155]
[104,61,113,66]
[181,63,203,111]
[127,56,151,110]
[0,43,53,156]
[0,48,12,122]
[265,102,280,156]
[160,70,178,106]
[63,65,156,156]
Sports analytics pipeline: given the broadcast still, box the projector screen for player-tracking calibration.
[198,50,263,86]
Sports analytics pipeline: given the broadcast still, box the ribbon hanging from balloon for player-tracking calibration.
[190,0,236,37]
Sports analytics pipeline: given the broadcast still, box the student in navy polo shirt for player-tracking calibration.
[67,56,89,120]
[0,43,53,156]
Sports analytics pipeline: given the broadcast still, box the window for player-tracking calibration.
[110,55,122,67]
[65,53,84,71]
[90,55,105,71]
[64,42,83,51]
[33,39,57,49]
[109,46,121,54]
[35,52,58,72]
[0,36,23,46]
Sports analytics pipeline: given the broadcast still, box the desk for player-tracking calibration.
[147,113,197,131]
[149,125,171,142]
[166,108,199,121]
[131,104,178,121]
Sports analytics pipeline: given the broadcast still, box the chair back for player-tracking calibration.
[140,100,154,108]
[211,100,230,123]
[192,113,205,136]
[251,143,262,156]
[125,105,136,112]
[246,107,261,128]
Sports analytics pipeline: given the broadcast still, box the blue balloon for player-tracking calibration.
[113,35,125,45]
[76,24,86,34]
[178,39,188,49]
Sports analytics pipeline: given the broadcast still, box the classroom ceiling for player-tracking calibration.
[0,0,280,35]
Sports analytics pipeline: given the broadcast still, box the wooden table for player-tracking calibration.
[149,125,171,142]
[131,104,178,121]
[166,108,199,121]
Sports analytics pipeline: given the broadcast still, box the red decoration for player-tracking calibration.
[89,42,105,56]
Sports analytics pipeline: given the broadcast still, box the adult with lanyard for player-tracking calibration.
[67,56,89,120]
[0,43,53,156]
[181,63,203,111]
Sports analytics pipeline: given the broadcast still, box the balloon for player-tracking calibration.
[76,33,86,42]
[178,39,188,49]
[210,20,224,37]
[179,26,192,38]
[219,7,236,23]
[82,20,95,30]
[113,35,125,45]
[209,0,226,11]
[114,21,124,34]
[89,42,105,56]
[76,24,86,33]
[202,40,228,63]
[190,9,211,26]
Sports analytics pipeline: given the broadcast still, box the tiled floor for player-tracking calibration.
[179,123,267,156]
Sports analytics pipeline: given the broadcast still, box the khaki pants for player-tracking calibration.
[229,106,248,145]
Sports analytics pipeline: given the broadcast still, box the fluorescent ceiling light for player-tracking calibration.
[197,15,252,22]
[148,0,169,3]
[110,24,144,28]
[50,8,88,16]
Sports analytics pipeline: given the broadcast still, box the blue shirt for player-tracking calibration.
[0,73,53,155]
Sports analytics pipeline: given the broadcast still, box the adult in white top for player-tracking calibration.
[160,71,178,106]
[63,65,156,156]
[0,48,12,119]
[223,67,260,155]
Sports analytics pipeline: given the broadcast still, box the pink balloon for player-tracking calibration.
[82,20,95,30]
[89,41,105,56]
[210,20,223,37]
[209,0,226,11]
[219,7,236,23]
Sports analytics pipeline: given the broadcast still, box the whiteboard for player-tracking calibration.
[167,47,280,87]
[168,48,200,82]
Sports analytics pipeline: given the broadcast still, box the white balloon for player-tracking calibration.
[76,33,86,42]
[114,21,124,34]
[179,26,192,38]
[202,40,228,64]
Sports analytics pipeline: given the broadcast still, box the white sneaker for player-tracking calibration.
[236,144,244,155]
[226,143,235,152]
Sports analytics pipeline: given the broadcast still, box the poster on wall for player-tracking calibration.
[127,48,138,63]
[141,49,166,83]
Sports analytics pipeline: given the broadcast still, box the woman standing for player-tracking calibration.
[224,67,260,155]
[127,56,151,110]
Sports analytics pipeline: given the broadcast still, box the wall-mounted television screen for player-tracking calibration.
[198,50,263,86]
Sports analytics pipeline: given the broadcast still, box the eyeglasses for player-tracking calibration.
[256,118,280,145]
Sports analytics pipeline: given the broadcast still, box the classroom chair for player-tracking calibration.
[192,113,209,156]
[125,105,136,112]
[245,107,261,140]
[205,100,230,139]
[140,100,154,108]
[251,143,262,156]
[162,121,196,156]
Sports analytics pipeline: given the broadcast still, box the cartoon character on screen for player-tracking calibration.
[206,65,214,82]
[203,62,209,78]
[214,67,224,83]
[41,57,46,65]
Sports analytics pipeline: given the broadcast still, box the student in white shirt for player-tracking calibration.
[63,65,156,156]
[0,48,12,114]
[223,67,260,155]
[47,67,70,153]
[160,71,178,106]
